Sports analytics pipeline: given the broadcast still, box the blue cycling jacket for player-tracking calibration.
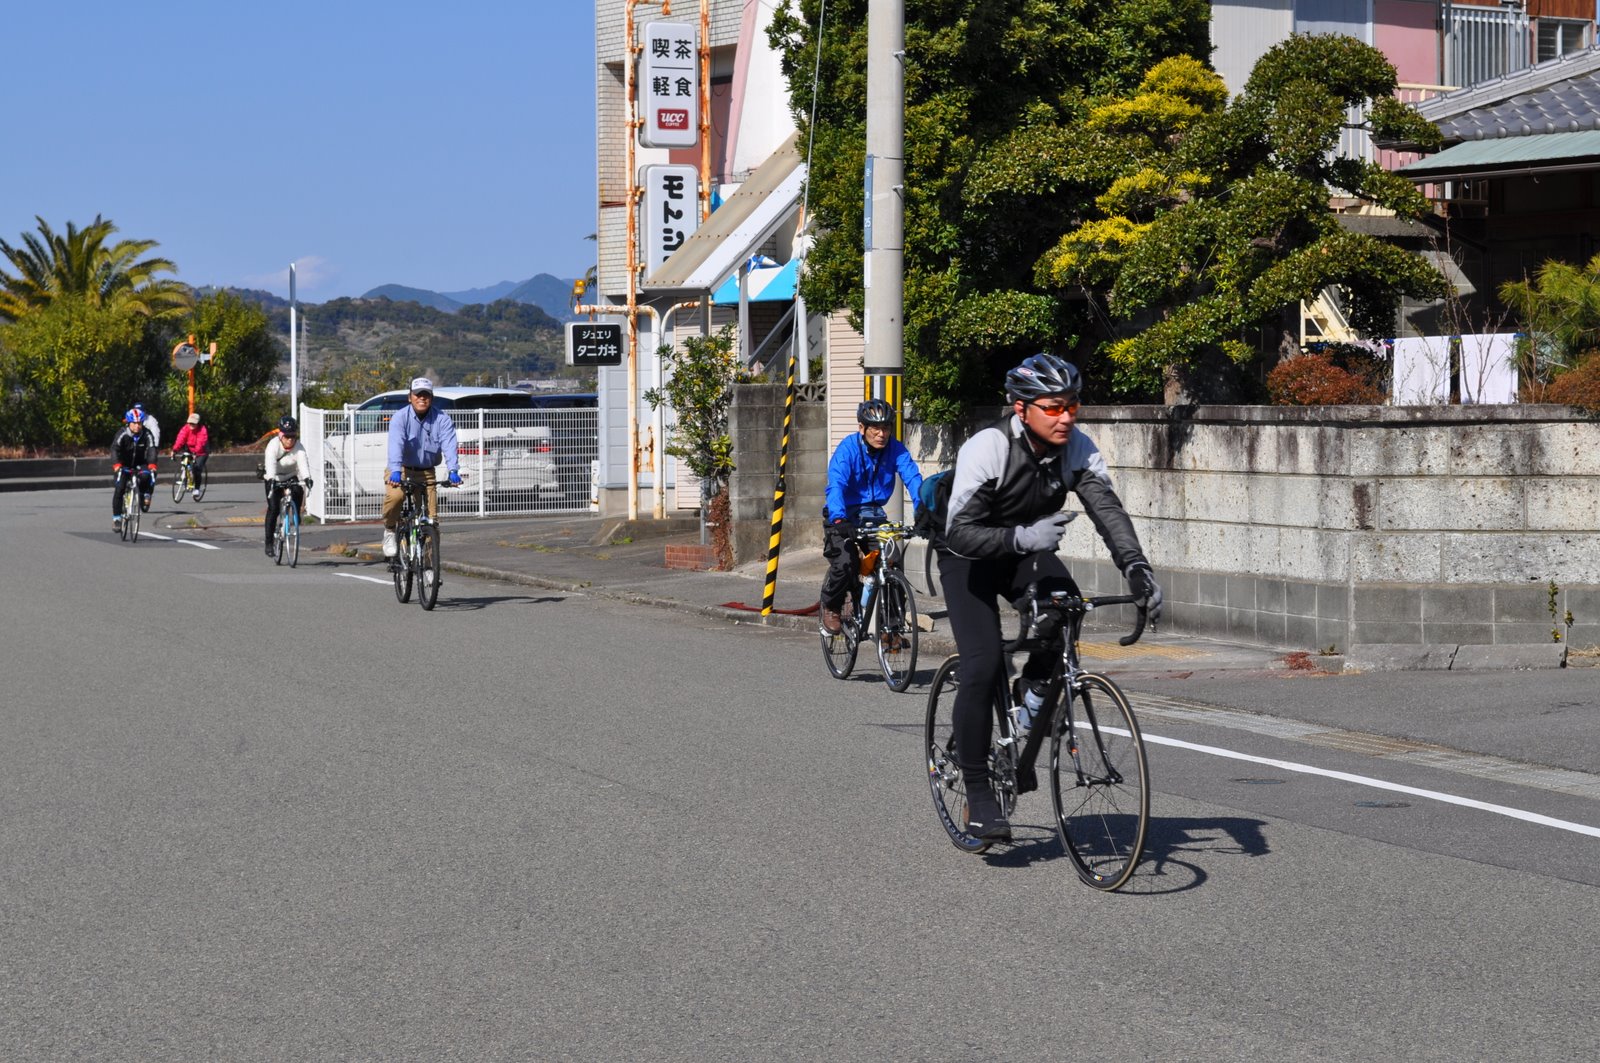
[823,432,923,524]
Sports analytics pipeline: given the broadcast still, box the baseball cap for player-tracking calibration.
[186,413,201,425]
[409,377,434,394]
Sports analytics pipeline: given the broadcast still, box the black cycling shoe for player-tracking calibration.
[964,787,1013,842]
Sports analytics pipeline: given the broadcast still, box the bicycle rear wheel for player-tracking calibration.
[1050,673,1149,891]
[926,655,1013,854]
[819,598,859,680]
[284,500,300,568]
[392,525,413,603]
[416,524,440,610]
[875,570,919,692]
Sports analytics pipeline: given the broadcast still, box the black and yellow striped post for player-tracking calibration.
[759,341,801,616]
[866,371,904,518]
[866,372,903,436]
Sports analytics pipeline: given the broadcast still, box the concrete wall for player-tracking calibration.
[1058,404,1600,650]
[727,383,829,564]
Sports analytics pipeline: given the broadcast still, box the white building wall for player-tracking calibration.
[1211,0,1296,95]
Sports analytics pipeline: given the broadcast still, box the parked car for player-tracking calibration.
[323,386,560,502]
[526,393,599,501]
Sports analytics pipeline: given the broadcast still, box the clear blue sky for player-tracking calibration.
[2,1,596,302]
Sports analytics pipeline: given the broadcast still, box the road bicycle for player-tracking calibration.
[269,478,302,568]
[819,521,919,692]
[116,472,141,543]
[391,476,448,611]
[925,583,1152,891]
[170,451,205,503]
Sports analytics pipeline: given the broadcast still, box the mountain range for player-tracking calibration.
[362,273,577,321]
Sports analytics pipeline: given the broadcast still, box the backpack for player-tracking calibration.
[913,417,1016,543]
[913,468,954,540]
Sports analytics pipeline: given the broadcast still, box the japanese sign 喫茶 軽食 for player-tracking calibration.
[639,21,698,149]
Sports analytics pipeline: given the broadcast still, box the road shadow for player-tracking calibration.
[429,593,568,612]
[1117,814,1272,895]
[977,813,1271,896]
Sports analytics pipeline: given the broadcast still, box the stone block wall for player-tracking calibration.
[728,383,828,564]
[1060,404,1600,650]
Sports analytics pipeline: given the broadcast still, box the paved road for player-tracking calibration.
[3,487,1597,1061]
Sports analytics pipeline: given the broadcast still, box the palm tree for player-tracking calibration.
[0,215,192,322]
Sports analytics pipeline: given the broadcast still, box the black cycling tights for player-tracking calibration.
[937,550,1078,784]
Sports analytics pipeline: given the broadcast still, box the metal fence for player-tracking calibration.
[1443,2,1530,89]
[302,404,600,521]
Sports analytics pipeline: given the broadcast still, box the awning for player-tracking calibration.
[1397,130,1600,181]
[642,135,804,297]
[710,257,798,305]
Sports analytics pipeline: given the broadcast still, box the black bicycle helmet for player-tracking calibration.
[278,415,299,435]
[1005,353,1082,403]
[857,399,893,425]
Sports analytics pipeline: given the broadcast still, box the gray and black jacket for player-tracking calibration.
[943,414,1147,573]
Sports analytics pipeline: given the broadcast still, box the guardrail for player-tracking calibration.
[0,453,264,493]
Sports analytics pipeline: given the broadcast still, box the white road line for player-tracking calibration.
[1137,728,1600,839]
[137,531,221,550]
[335,573,391,585]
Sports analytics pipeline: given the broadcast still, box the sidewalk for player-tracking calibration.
[296,509,1302,677]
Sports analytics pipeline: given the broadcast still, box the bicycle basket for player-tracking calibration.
[859,549,880,577]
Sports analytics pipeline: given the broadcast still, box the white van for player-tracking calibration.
[324,387,560,501]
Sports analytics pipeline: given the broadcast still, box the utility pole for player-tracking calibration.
[288,263,299,418]
[864,0,905,517]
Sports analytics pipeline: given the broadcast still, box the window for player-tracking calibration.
[1538,19,1589,63]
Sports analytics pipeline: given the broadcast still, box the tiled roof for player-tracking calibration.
[1416,46,1600,142]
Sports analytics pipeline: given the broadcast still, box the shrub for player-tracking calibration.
[1541,349,1600,413]
[1266,346,1386,405]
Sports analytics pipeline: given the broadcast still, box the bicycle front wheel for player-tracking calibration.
[1050,673,1149,891]
[392,527,414,604]
[171,468,186,503]
[284,500,300,568]
[875,571,919,692]
[416,524,440,610]
[126,489,140,543]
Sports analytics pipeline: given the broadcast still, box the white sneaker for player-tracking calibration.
[382,530,397,557]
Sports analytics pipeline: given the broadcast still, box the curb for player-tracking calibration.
[1345,642,1570,672]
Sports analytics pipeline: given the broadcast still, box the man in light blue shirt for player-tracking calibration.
[382,377,462,557]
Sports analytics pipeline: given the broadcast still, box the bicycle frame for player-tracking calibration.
[845,524,907,637]
[998,590,1146,785]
